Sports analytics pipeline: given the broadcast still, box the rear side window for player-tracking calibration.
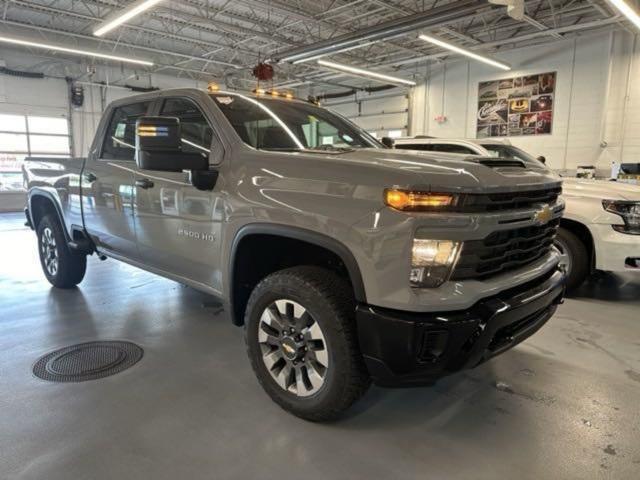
[395,143,433,151]
[160,98,213,156]
[101,102,151,160]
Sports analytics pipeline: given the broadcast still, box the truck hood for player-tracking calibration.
[300,148,561,194]
[561,177,640,201]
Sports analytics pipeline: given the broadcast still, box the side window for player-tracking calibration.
[429,144,476,154]
[394,143,433,151]
[160,98,213,156]
[102,102,150,160]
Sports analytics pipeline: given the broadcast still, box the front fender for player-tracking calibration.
[229,222,366,302]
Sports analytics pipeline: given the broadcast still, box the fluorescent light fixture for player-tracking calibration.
[606,0,640,30]
[0,35,153,66]
[418,34,511,71]
[291,41,377,64]
[94,0,164,37]
[317,60,416,86]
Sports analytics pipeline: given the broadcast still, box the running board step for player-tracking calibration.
[68,239,93,253]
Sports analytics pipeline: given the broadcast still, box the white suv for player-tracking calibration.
[394,137,640,289]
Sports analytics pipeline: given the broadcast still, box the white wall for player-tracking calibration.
[405,32,613,171]
[398,30,640,173]
[327,89,409,138]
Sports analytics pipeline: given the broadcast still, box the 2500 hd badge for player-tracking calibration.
[178,228,215,242]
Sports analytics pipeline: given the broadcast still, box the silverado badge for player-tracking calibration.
[534,204,553,225]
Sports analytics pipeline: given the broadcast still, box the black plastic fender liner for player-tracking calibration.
[228,223,367,325]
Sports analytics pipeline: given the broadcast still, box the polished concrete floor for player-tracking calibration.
[1,212,639,479]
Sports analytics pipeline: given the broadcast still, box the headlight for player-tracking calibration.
[410,239,461,288]
[602,200,640,235]
[385,189,457,211]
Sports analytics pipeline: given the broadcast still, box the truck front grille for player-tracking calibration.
[458,186,562,212]
[451,218,560,280]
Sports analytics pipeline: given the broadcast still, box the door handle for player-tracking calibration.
[84,173,97,182]
[135,178,154,189]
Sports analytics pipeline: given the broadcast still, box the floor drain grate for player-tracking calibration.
[33,341,143,382]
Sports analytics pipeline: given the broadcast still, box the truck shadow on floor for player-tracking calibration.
[341,347,567,429]
[569,271,640,302]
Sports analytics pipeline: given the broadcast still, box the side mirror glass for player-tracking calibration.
[381,136,394,148]
[135,116,209,172]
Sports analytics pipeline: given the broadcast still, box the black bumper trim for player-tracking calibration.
[356,267,565,387]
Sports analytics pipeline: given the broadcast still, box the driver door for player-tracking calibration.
[133,96,226,292]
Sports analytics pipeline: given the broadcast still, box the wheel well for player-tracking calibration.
[560,218,595,270]
[30,195,58,230]
[231,234,358,326]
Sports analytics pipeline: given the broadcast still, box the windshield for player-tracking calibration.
[210,93,381,151]
[480,144,545,167]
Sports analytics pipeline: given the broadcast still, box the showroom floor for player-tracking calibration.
[1,212,639,480]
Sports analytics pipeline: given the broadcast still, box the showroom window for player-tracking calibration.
[0,114,71,192]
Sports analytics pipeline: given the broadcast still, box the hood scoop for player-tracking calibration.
[475,158,526,169]
[461,156,526,168]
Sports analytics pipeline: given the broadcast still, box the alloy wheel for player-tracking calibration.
[258,299,329,397]
[41,227,59,276]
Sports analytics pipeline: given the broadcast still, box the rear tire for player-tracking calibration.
[244,266,370,422]
[37,214,87,288]
[555,227,589,290]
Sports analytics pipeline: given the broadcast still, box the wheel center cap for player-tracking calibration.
[281,337,301,360]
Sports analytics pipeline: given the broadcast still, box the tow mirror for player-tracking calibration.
[381,136,394,148]
[135,116,209,173]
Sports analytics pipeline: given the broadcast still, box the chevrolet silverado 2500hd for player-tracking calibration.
[23,88,565,421]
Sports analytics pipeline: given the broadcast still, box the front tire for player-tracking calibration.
[244,266,370,421]
[37,214,87,288]
[555,227,589,290]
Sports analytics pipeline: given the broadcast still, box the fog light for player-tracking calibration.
[410,239,461,288]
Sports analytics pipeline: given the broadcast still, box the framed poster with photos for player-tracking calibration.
[476,71,555,138]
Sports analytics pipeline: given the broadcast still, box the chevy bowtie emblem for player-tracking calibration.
[534,204,552,225]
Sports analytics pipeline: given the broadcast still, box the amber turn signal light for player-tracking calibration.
[384,189,455,211]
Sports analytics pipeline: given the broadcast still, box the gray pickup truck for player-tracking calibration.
[23,88,565,421]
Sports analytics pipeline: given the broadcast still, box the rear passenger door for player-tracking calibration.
[82,101,150,259]
[133,96,226,292]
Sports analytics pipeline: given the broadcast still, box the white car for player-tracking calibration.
[394,137,640,289]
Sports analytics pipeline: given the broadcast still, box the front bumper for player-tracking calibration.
[357,267,565,387]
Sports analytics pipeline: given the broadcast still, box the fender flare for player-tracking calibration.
[27,188,72,242]
[228,223,367,324]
